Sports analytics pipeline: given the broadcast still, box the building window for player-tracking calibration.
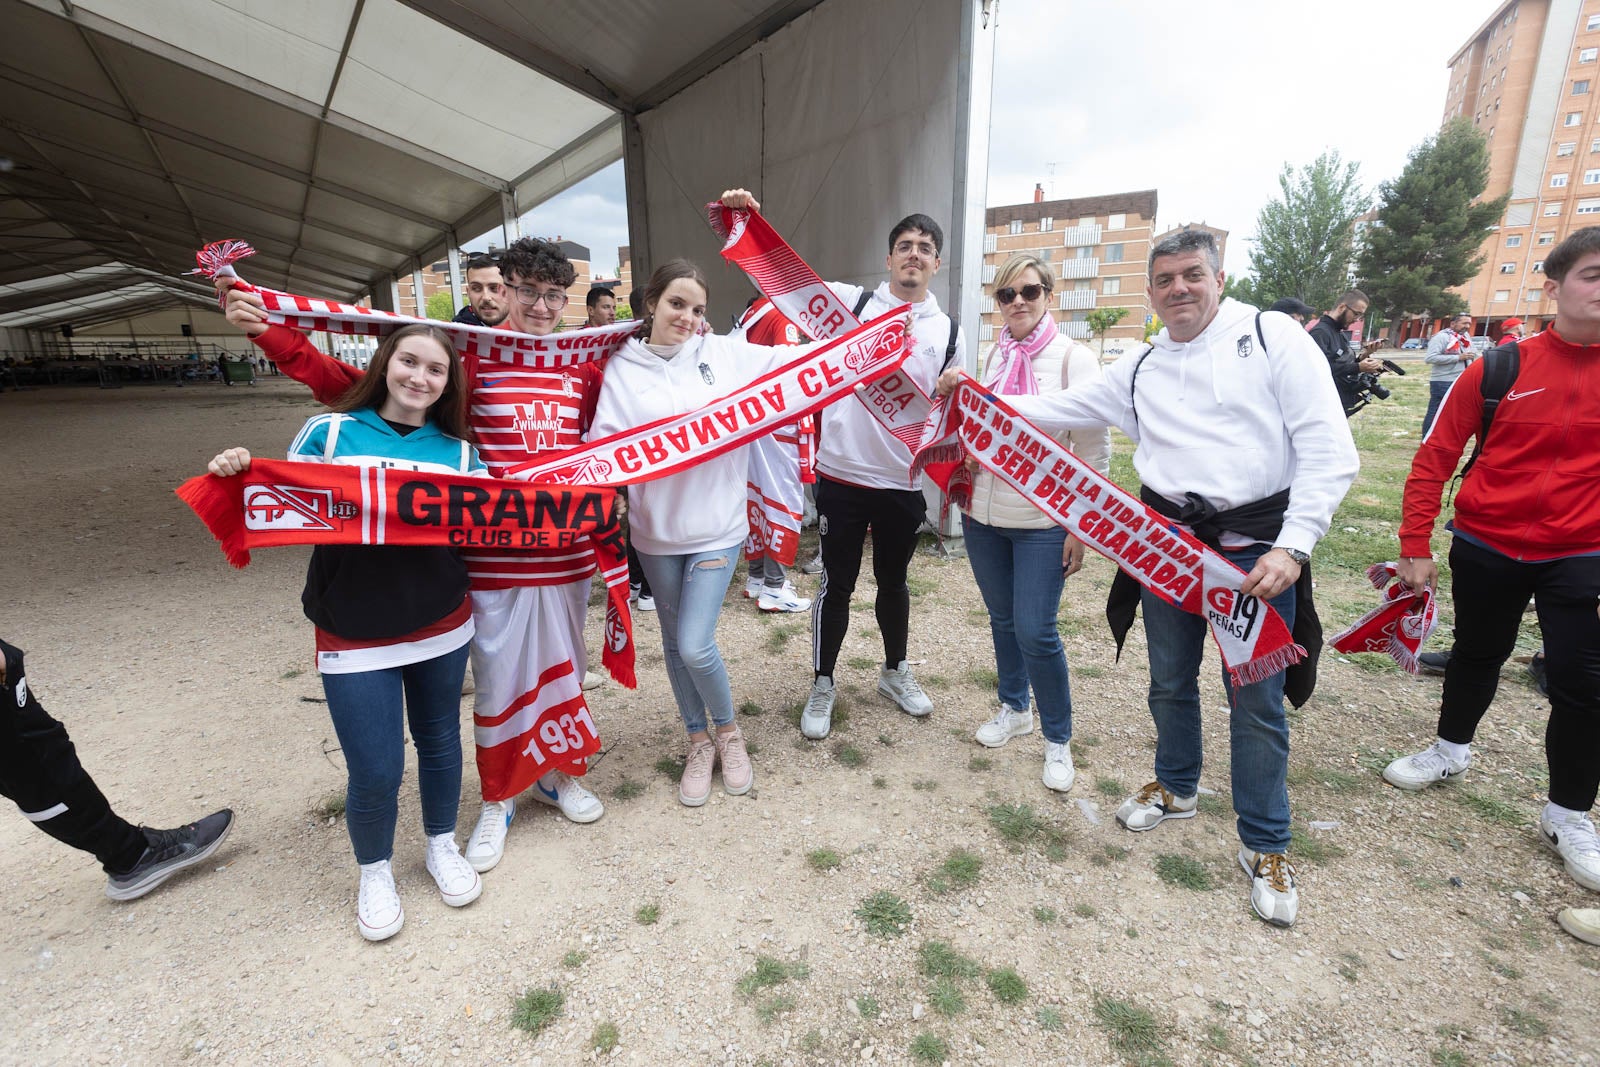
[1102,277,1121,295]
[1499,262,1517,273]
[1104,214,1123,230]
[1008,219,1023,235]
[1103,243,1125,263]
[980,295,996,313]
[1566,112,1583,126]
[1576,80,1591,95]
[1506,234,1522,246]
[1583,47,1598,63]
[1075,245,1094,259]
[1074,280,1093,292]
[1039,216,1053,232]
[1586,170,1600,184]
[1533,261,1545,272]
[981,262,997,283]
[1528,288,1544,302]
[1559,142,1577,156]
[1546,202,1563,216]
[1580,198,1600,214]
[1539,231,1556,244]
[983,232,998,253]
[1553,173,1570,187]
[1493,289,1510,302]
[1589,13,1600,30]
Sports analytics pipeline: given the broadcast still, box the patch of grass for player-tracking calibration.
[1037,1006,1064,1032]
[876,732,894,746]
[612,779,645,801]
[1452,790,1526,829]
[918,940,980,980]
[1337,952,1363,982]
[986,967,1028,1004]
[634,903,660,926]
[848,655,878,671]
[1093,994,1167,1063]
[967,668,1000,689]
[735,955,809,997]
[872,775,887,788]
[1094,776,1124,798]
[312,792,346,820]
[909,1032,948,1064]
[754,993,796,1025]
[986,802,1068,854]
[560,950,587,969]
[935,848,982,890]
[1430,1049,1468,1067]
[1290,824,1346,864]
[806,848,842,872]
[856,994,881,1020]
[280,668,303,680]
[1154,854,1214,890]
[1091,843,1131,867]
[922,674,950,689]
[1073,902,1097,919]
[1482,952,1521,980]
[739,699,764,717]
[765,624,800,653]
[1204,1023,1232,1051]
[912,778,938,791]
[798,1029,823,1052]
[835,742,866,768]
[1501,1006,1548,1038]
[591,1020,619,1053]
[653,755,685,781]
[1033,905,1059,924]
[1357,747,1406,775]
[1075,663,1106,679]
[1196,793,1231,817]
[509,985,564,1036]
[1125,925,1139,939]
[928,977,966,1016]
[856,891,913,938]
[906,573,936,597]
[968,755,994,772]
[1288,763,1363,794]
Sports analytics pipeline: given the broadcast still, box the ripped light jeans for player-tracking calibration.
[636,544,739,735]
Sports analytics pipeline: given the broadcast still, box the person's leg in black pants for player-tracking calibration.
[865,488,926,670]
[1437,539,1536,744]
[811,477,870,681]
[1533,555,1600,814]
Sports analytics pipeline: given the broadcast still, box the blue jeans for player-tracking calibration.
[1138,543,1295,853]
[637,545,739,736]
[1422,378,1453,436]
[321,643,470,865]
[962,515,1073,743]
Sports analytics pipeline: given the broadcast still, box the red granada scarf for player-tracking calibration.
[503,312,909,485]
[1330,562,1437,674]
[923,380,1306,686]
[176,458,636,687]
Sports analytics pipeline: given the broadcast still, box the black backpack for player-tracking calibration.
[1457,341,1521,480]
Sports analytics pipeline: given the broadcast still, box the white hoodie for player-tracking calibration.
[1005,299,1358,555]
[587,332,787,556]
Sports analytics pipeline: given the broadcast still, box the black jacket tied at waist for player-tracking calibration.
[1104,485,1321,708]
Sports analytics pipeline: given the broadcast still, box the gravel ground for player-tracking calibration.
[1,380,1595,1066]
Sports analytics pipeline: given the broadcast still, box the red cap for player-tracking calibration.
[1501,318,1523,329]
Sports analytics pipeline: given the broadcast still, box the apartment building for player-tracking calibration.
[395,239,616,326]
[981,188,1158,358]
[1447,0,1600,332]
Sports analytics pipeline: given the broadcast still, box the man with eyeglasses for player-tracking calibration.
[219,236,612,876]
[716,190,965,740]
[454,252,510,328]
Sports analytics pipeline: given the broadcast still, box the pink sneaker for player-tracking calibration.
[714,725,754,796]
[679,739,717,807]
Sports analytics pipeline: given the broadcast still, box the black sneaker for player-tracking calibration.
[1528,651,1548,696]
[1417,650,1451,676]
[105,809,234,901]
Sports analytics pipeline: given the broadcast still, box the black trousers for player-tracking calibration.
[812,476,926,677]
[0,640,146,873]
[1438,539,1600,811]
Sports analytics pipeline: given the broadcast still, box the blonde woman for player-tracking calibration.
[965,254,1111,792]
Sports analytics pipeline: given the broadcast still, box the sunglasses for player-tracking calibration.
[996,283,1049,304]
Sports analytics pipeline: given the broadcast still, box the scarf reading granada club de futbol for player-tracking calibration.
[175,459,636,687]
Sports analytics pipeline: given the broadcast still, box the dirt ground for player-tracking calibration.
[1,379,1596,1067]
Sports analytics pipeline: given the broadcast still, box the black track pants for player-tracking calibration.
[811,476,926,678]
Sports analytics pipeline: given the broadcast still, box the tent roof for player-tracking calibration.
[0,0,822,330]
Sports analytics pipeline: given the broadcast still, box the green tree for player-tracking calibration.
[1222,273,1263,308]
[1357,119,1508,325]
[424,291,455,321]
[1248,151,1370,312]
[1084,307,1128,356]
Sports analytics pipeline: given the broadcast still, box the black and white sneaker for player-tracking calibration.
[1417,650,1450,676]
[105,809,234,901]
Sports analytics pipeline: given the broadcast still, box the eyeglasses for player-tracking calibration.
[893,240,938,257]
[509,286,569,309]
[995,283,1049,304]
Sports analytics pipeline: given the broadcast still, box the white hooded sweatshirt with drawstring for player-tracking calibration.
[1005,298,1358,556]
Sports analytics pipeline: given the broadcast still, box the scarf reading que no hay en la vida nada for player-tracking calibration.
[175,459,637,689]
[703,208,1304,685]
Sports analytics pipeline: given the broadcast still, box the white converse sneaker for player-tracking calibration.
[758,582,811,613]
[801,676,835,740]
[425,834,482,907]
[974,703,1032,748]
[533,771,605,824]
[1116,781,1198,831]
[878,660,933,717]
[1540,810,1600,892]
[1382,741,1471,791]
[744,577,764,599]
[1238,847,1298,927]
[357,859,404,942]
[1042,740,1075,792]
[464,799,514,873]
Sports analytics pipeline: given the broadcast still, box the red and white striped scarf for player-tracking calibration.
[1330,562,1437,674]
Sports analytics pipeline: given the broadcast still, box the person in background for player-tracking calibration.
[453,252,509,328]
[585,286,618,329]
[1497,317,1525,346]
[1422,312,1474,435]
[1268,297,1315,326]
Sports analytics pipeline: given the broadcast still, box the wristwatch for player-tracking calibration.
[1275,546,1310,566]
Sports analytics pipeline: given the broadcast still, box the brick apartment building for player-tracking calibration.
[397,239,620,327]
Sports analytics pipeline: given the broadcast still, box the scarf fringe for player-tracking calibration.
[1388,638,1421,676]
[1227,643,1307,688]
[1363,561,1393,589]
[175,474,251,568]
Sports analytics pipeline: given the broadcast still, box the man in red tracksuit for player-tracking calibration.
[1386,226,1600,896]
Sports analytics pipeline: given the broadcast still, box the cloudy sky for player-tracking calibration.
[494,0,1493,280]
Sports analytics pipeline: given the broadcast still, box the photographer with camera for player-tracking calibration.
[1309,289,1397,416]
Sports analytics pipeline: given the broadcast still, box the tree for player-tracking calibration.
[424,291,455,321]
[1085,307,1128,355]
[1356,118,1508,325]
[1222,273,1263,308]
[1247,151,1370,312]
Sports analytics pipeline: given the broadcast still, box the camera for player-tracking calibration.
[1343,358,1405,417]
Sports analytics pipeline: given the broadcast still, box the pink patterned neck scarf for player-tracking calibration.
[984,310,1055,395]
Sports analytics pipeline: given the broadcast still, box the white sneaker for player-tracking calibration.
[425,834,482,907]
[464,799,514,873]
[1540,810,1600,892]
[975,703,1032,748]
[357,859,404,942]
[744,577,764,599]
[758,582,811,613]
[636,594,656,612]
[1382,741,1471,791]
[1238,847,1298,928]
[581,670,603,691]
[801,676,835,739]
[1042,741,1075,792]
[1116,781,1198,831]
[798,552,823,576]
[878,660,933,717]
[533,771,605,824]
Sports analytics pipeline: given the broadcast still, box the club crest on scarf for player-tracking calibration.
[244,485,357,530]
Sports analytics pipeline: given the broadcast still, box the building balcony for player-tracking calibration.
[1057,257,1100,279]
[1058,321,1092,340]
[1057,290,1096,310]
[1062,225,1102,246]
